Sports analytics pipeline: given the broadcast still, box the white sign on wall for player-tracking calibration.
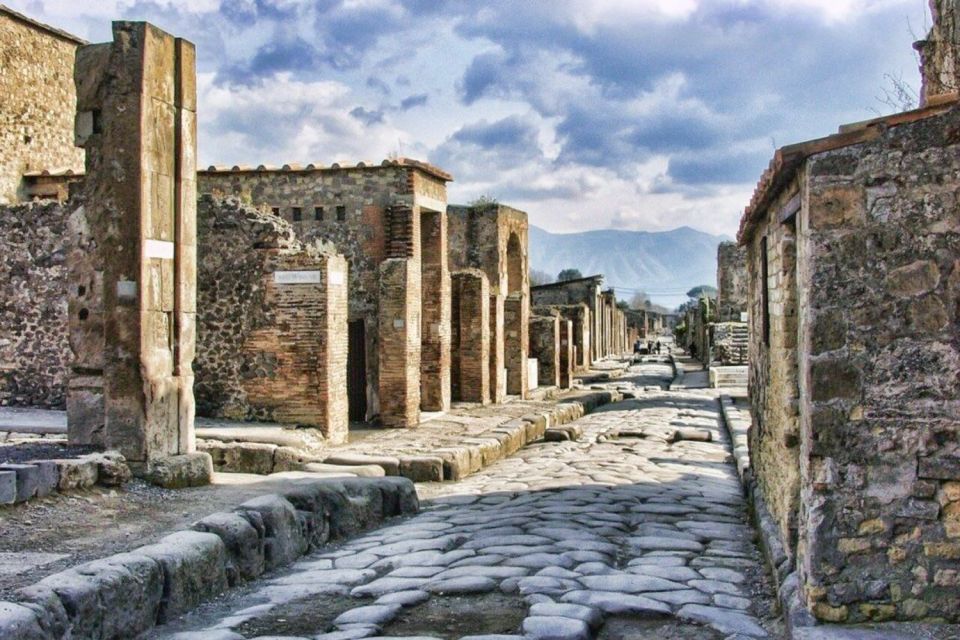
[274,270,322,285]
[117,280,137,299]
[329,270,344,286]
[740,312,748,322]
[144,239,175,260]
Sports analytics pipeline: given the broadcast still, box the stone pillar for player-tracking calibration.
[559,319,573,389]
[529,315,560,388]
[419,208,450,412]
[504,294,528,397]
[451,270,489,404]
[379,257,420,427]
[68,22,209,485]
[489,293,506,403]
[915,0,960,105]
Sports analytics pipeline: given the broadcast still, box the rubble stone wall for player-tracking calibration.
[712,322,748,365]
[717,241,749,322]
[451,269,490,403]
[794,107,960,624]
[0,9,85,204]
[195,197,348,441]
[531,278,602,362]
[917,0,960,104]
[0,201,71,407]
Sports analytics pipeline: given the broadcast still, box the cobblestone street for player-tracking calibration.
[153,360,782,640]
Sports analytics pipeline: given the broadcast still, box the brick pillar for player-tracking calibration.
[489,293,505,403]
[504,294,528,397]
[451,270,489,403]
[559,319,573,389]
[529,315,560,388]
[68,22,208,483]
[379,257,420,427]
[419,208,450,412]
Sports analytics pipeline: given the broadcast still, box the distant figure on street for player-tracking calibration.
[633,339,642,353]
[689,342,697,358]
[655,341,661,354]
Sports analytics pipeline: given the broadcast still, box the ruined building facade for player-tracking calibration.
[713,241,749,366]
[0,7,84,204]
[198,161,452,428]
[740,99,960,623]
[915,0,960,104]
[448,204,530,401]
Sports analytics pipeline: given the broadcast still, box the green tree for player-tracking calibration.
[557,268,583,282]
[686,285,717,299]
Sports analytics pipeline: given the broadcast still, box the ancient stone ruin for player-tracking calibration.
[739,91,960,624]
[67,21,210,485]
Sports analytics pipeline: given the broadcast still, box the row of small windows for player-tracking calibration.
[270,205,347,222]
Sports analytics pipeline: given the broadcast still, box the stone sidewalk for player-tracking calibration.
[149,361,785,640]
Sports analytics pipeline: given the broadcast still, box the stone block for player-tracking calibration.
[323,453,400,476]
[37,551,164,639]
[234,495,306,569]
[377,476,419,516]
[399,456,444,482]
[28,461,58,498]
[137,531,228,623]
[145,452,213,488]
[436,448,471,481]
[192,511,265,584]
[53,458,98,490]
[92,451,131,486]
[222,442,276,475]
[0,464,39,503]
[919,454,960,480]
[0,602,46,640]
[15,584,69,639]
[0,471,16,505]
[302,462,383,477]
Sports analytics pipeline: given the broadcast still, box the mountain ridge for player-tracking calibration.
[528,225,731,309]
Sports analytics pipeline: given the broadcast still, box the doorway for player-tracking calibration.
[347,319,367,422]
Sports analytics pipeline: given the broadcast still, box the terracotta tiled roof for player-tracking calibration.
[737,93,959,244]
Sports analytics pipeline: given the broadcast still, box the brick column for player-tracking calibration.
[489,293,505,403]
[379,257,420,427]
[451,270,489,403]
[529,315,559,388]
[419,208,450,412]
[68,22,208,484]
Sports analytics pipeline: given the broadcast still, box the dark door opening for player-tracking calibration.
[347,320,367,422]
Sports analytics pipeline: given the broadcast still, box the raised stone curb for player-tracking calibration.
[198,390,623,483]
[0,475,419,639]
[717,395,814,636]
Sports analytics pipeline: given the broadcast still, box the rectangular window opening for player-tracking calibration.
[336,205,346,222]
[314,206,324,221]
[271,206,281,216]
[292,206,302,221]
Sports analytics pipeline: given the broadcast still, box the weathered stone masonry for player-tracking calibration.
[67,21,208,482]
[0,6,85,205]
[195,197,348,442]
[531,276,601,363]
[198,160,452,427]
[448,203,530,402]
[451,269,490,403]
[740,100,960,623]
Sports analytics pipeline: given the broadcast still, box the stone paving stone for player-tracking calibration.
[333,604,402,628]
[148,365,778,639]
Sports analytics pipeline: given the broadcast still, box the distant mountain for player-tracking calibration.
[528,225,732,310]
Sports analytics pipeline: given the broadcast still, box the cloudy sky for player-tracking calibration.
[12,0,928,236]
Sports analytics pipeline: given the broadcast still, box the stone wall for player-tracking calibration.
[717,241,749,322]
[195,197,348,441]
[529,315,560,388]
[743,104,960,623]
[745,181,801,557]
[198,160,451,424]
[531,276,602,361]
[712,322,748,366]
[916,0,960,104]
[0,8,85,205]
[0,201,71,407]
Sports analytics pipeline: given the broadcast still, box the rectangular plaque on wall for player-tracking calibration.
[274,270,322,285]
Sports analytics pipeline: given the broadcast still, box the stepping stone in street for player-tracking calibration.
[676,604,768,638]
[522,615,591,640]
[425,576,498,595]
[560,590,671,616]
[333,604,403,628]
